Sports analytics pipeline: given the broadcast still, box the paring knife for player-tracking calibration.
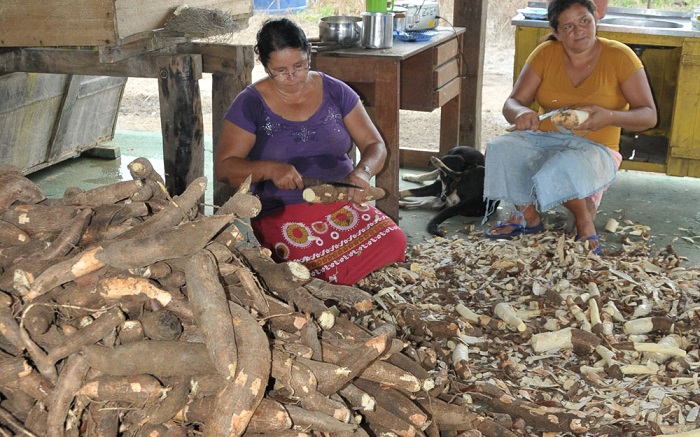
[506,105,572,132]
[301,177,364,190]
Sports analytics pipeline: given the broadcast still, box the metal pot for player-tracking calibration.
[361,12,394,49]
[319,16,362,46]
[393,7,407,32]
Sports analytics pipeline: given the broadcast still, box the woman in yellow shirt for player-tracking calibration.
[483,0,657,254]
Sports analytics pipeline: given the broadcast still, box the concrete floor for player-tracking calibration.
[27,129,700,266]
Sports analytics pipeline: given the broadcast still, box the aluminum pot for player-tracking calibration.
[319,16,361,46]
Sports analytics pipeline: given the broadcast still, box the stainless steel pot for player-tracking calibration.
[393,7,407,32]
[361,12,394,49]
[319,16,361,46]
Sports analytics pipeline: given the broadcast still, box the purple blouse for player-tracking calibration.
[224,73,360,217]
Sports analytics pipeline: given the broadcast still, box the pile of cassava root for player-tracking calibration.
[0,160,521,437]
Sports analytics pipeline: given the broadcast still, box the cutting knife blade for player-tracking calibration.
[302,178,364,190]
[506,105,572,132]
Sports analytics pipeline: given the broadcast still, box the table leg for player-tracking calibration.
[372,62,401,223]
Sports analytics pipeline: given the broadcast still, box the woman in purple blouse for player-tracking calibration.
[215,18,406,285]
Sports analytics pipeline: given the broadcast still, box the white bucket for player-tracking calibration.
[361,12,394,49]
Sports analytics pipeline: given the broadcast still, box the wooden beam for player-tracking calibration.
[178,43,255,75]
[453,0,488,150]
[99,31,187,63]
[0,47,166,78]
[157,54,205,197]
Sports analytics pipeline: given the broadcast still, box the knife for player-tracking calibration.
[506,106,572,132]
[302,177,364,190]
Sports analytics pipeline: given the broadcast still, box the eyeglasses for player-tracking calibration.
[268,64,310,80]
[267,58,311,80]
[268,65,310,80]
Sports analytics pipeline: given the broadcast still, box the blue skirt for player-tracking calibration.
[483,131,616,213]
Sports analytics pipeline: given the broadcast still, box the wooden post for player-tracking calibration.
[453,0,488,150]
[157,54,205,197]
[176,43,255,208]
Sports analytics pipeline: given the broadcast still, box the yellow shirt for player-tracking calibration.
[526,37,643,151]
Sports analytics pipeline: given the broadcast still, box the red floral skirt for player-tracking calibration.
[251,201,406,285]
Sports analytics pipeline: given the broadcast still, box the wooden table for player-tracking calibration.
[313,27,466,223]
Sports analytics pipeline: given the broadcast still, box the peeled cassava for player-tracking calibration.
[551,109,590,129]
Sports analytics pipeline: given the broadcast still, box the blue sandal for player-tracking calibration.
[485,222,544,239]
[576,234,602,255]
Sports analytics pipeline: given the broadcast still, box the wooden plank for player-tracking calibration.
[399,148,439,169]
[439,93,461,153]
[399,48,434,111]
[434,38,458,67]
[99,31,188,63]
[0,0,251,47]
[433,76,460,108]
[619,160,667,173]
[667,39,700,177]
[179,43,255,75]
[0,73,66,170]
[0,47,166,78]
[670,147,700,160]
[453,0,486,150]
[639,46,681,135]
[157,54,205,197]
[597,31,684,48]
[434,58,458,89]
[115,0,252,41]
[0,0,116,47]
[47,75,81,162]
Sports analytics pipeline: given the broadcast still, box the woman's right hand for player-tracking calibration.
[512,108,541,131]
[269,162,304,190]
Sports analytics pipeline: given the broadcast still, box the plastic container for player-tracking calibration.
[693,7,700,31]
[253,0,308,14]
[361,12,394,49]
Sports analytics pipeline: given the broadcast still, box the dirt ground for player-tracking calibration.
[116,13,515,151]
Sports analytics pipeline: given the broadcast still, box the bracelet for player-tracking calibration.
[358,164,372,178]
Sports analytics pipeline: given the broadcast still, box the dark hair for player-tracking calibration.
[548,0,596,30]
[255,18,310,68]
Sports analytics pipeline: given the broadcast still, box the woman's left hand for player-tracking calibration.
[574,105,616,131]
[346,169,372,204]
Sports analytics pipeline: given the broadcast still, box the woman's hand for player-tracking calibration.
[346,168,372,203]
[573,105,615,131]
[270,162,304,190]
[512,108,540,131]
